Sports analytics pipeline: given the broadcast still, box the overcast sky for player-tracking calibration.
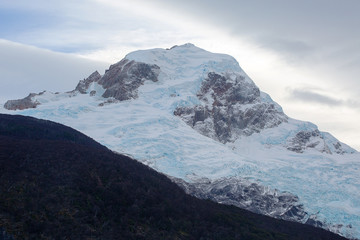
[0,0,359,150]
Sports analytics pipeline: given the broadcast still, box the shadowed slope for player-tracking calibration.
[0,114,347,239]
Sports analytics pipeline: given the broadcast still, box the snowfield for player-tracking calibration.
[1,43,359,239]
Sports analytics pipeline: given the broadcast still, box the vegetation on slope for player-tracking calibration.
[0,114,347,239]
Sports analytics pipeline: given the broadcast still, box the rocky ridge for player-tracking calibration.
[98,59,160,100]
[4,92,42,110]
[171,176,307,222]
[174,71,288,143]
[75,70,101,94]
[4,59,160,110]
[171,176,354,237]
[2,43,355,155]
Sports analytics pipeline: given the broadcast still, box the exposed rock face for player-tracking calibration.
[3,59,160,110]
[98,59,160,101]
[98,98,119,107]
[172,176,355,235]
[75,59,160,100]
[3,70,101,111]
[286,129,355,154]
[332,141,349,154]
[200,72,259,105]
[171,177,308,223]
[174,72,288,143]
[75,71,101,94]
[285,130,354,155]
[286,130,331,154]
[4,93,41,110]
[306,215,324,228]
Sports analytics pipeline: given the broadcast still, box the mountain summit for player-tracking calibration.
[1,43,359,238]
[4,44,355,155]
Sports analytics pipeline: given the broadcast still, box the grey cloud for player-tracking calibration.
[288,88,360,110]
[255,37,315,63]
[4,0,360,68]
[0,40,109,103]
[259,38,313,54]
[149,0,360,63]
[147,0,360,109]
[346,100,360,109]
[0,1,158,53]
[288,88,343,106]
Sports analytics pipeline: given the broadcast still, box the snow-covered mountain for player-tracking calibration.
[1,43,359,238]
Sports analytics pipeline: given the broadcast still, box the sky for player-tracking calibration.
[0,0,359,150]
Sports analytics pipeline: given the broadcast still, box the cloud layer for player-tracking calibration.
[0,40,109,102]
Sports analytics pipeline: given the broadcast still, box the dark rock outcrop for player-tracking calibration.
[74,59,160,100]
[98,59,160,100]
[175,72,288,143]
[4,93,41,110]
[75,71,101,94]
[286,130,331,154]
[199,72,259,105]
[3,59,160,110]
[171,177,308,223]
[332,141,348,154]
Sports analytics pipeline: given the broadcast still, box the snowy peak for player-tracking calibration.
[125,44,290,144]
[3,43,355,155]
[125,43,244,77]
[1,43,360,238]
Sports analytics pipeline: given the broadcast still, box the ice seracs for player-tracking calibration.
[2,43,359,239]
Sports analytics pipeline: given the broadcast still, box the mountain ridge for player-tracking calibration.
[3,44,355,155]
[1,43,359,238]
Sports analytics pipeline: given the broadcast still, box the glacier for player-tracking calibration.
[1,43,359,239]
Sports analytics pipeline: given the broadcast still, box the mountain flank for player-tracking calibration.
[1,44,358,238]
[0,114,347,239]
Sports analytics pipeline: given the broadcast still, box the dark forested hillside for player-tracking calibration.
[0,114,105,149]
[0,114,347,239]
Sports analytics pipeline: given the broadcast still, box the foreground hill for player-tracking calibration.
[0,114,347,239]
